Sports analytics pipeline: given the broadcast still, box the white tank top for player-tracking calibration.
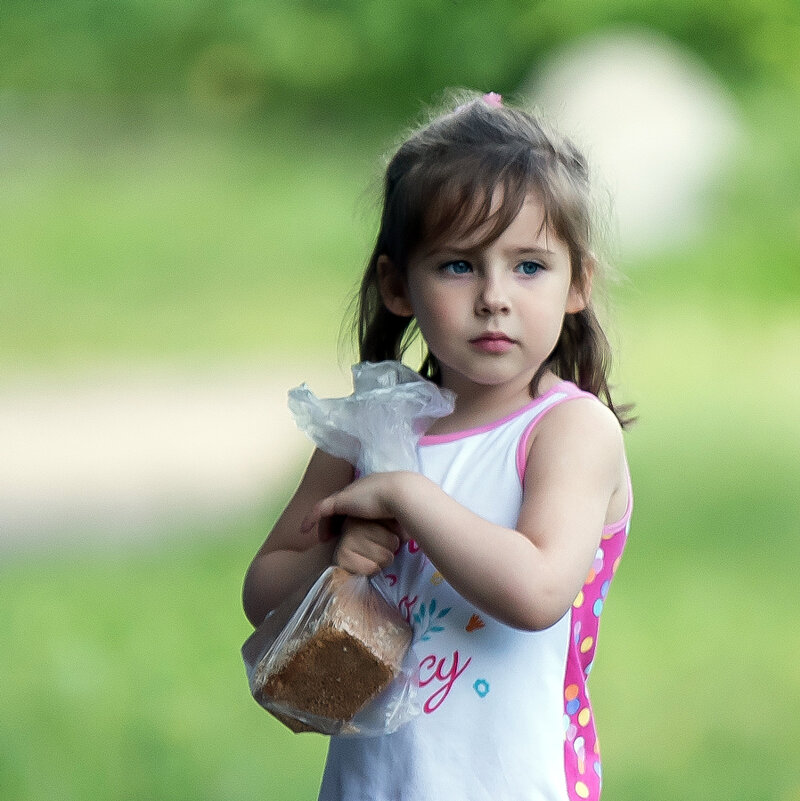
[319,381,632,801]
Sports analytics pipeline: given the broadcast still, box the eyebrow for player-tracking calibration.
[424,244,555,259]
[506,245,555,256]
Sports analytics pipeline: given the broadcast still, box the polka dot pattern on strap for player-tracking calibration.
[562,518,629,801]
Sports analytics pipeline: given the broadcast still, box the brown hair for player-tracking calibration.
[354,92,633,427]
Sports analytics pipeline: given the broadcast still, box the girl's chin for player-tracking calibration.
[440,368,540,393]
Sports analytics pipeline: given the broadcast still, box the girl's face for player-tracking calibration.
[380,192,587,404]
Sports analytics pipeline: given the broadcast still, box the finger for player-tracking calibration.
[334,536,397,575]
[300,489,360,536]
[334,548,383,576]
[341,518,400,554]
[300,498,331,534]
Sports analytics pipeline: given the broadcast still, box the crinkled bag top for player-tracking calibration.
[287,361,455,475]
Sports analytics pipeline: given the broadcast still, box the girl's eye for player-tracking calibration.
[517,260,542,276]
[442,260,472,275]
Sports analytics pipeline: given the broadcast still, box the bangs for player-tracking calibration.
[422,167,532,254]
[392,154,542,265]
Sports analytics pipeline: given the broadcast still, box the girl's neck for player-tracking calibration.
[426,368,562,435]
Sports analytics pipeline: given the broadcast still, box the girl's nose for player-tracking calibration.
[476,275,511,315]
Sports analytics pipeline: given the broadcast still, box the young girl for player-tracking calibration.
[243,91,633,801]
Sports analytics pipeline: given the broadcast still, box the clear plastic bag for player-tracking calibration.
[242,362,454,735]
[242,566,417,735]
[287,360,455,475]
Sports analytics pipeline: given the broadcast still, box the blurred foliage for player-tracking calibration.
[2,87,799,371]
[0,105,382,370]
[2,0,800,121]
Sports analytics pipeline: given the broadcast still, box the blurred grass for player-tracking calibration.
[2,77,800,801]
[0,513,329,801]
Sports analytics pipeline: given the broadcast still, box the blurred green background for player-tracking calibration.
[2,2,799,800]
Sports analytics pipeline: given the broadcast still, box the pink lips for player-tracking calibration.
[470,332,515,354]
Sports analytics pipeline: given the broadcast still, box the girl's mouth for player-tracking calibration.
[470,332,515,353]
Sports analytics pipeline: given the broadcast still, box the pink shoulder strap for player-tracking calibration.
[515,381,632,534]
[514,382,595,482]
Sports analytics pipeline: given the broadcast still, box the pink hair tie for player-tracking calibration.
[454,92,503,114]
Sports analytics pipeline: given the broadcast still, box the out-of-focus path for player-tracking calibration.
[0,363,349,551]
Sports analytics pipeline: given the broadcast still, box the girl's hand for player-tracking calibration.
[333,517,401,576]
[301,472,412,575]
[301,472,407,539]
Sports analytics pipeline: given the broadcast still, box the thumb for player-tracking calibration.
[300,496,341,539]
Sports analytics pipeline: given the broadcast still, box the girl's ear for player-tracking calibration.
[377,255,414,317]
[566,253,596,314]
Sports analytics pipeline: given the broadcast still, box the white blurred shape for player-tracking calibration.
[524,27,743,255]
[0,364,349,549]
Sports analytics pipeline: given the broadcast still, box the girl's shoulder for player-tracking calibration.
[525,386,624,459]
[520,383,625,480]
[519,378,621,447]
[522,387,629,526]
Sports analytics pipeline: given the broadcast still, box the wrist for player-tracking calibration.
[387,470,426,521]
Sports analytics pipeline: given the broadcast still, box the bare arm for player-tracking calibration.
[303,399,627,631]
[242,449,353,627]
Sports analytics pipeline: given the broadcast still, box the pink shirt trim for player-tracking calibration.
[602,470,633,535]
[419,381,575,446]
[514,383,595,482]
[513,383,633,535]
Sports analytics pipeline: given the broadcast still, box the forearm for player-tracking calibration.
[242,539,336,627]
[302,469,599,630]
[391,473,579,630]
